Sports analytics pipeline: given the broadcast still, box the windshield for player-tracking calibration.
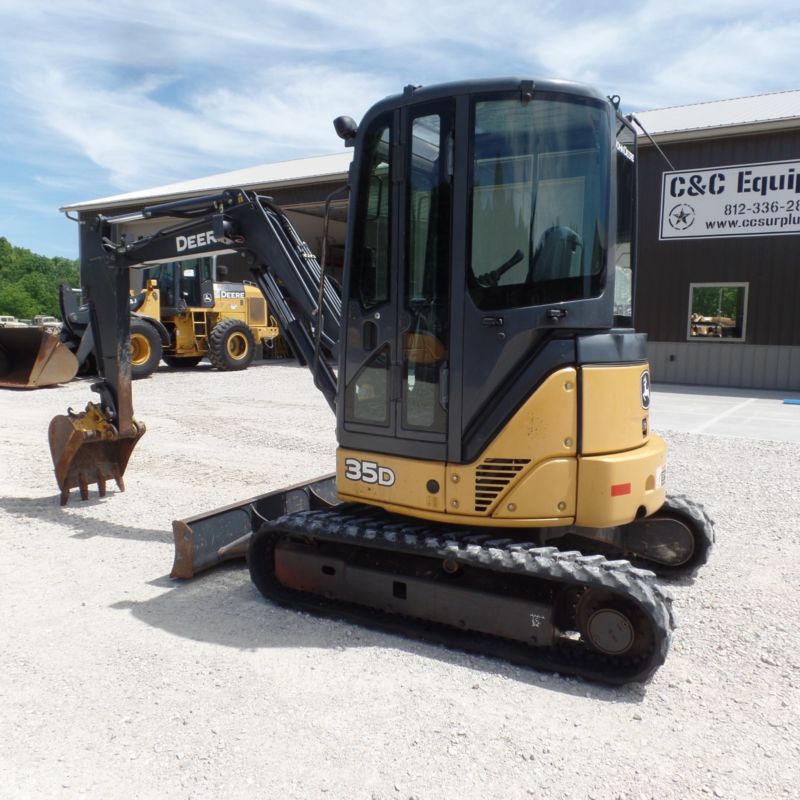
[468,94,611,310]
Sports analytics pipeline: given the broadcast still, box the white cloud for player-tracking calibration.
[10,63,387,192]
[645,20,800,107]
[0,0,798,255]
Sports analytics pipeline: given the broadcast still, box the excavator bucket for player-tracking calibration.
[48,402,146,505]
[0,328,79,389]
[171,474,338,578]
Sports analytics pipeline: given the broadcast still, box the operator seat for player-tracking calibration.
[529,225,583,283]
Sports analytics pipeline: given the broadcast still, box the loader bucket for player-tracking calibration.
[0,328,79,389]
[49,402,146,505]
[171,474,339,578]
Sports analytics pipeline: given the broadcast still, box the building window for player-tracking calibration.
[687,283,748,341]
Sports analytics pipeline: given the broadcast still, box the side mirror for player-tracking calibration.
[334,116,358,147]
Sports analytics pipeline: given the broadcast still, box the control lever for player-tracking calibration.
[476,249,524,288]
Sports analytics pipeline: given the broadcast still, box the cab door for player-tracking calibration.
[339,101,454,464]
[340,112,399,444]
[396,103,454,451]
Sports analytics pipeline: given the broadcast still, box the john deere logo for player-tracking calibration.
[641,370,651,410]
[214,283,246,300]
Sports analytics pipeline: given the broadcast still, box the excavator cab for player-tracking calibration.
[334,80,656,523]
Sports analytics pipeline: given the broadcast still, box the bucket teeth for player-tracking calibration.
[48,402,145,504]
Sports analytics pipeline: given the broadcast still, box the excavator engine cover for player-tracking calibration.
[0,328,78,389]
[48,402,145,505]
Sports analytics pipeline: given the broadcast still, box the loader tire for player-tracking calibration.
[208,319,255,371]
[130,319,162,380]
[163,355,203,369]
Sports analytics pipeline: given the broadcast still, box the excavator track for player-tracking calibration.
[618,493,715,578]
[655,494,715,573]
[248,505,676,685]
[549,493,715,580]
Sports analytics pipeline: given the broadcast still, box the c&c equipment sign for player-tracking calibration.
[660,158,800,240]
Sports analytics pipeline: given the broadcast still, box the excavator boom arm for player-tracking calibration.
[50,189,342,502]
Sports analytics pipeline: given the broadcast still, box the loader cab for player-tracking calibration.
[142,257,214,312]
[338,78,637,464]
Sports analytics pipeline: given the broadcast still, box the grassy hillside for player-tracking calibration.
[0,237,79,319]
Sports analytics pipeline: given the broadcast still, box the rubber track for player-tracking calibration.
[654,492,716,578]
[250,505,677,685]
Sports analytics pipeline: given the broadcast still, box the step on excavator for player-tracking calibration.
[48,78,714,684]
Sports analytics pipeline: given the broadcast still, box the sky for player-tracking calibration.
[1,0,798,258]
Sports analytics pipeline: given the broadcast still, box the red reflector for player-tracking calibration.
[611,483,632,497]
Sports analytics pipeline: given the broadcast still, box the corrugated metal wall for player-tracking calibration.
[636,128,800,389]
[648,341,800,390]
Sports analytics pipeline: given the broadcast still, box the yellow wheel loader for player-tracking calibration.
[0,256,284,388]
[58,257,284,380]
[48,78,714,684]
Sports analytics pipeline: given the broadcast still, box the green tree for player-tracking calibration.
[0,282,38,318]
[0,237,79,318]
[692,286,742,320]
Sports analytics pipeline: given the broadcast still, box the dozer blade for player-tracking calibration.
[0,328,79,389]
[171,474,339,579]
[49,402,146,505]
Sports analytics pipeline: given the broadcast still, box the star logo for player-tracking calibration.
[668,203,695,230]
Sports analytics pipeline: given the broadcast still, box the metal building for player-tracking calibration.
[634,90,800,391]
[63,88,800,390]
[61,153,352,285]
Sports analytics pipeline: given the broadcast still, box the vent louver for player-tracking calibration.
[248,297,267,326]
[474,458,531,512]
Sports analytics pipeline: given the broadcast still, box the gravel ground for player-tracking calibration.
[1,361,798,800]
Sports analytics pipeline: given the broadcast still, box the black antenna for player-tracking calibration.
[627,114,676,171]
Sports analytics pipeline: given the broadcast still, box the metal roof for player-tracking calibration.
[634,89,800,140]
[61,151,352,214]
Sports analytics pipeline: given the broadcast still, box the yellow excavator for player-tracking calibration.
[48,78,714,684]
